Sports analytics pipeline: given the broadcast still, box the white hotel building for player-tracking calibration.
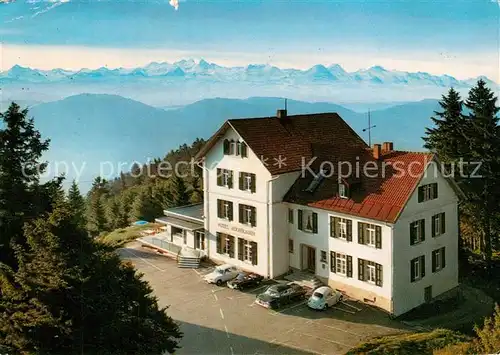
[154,110,462,316]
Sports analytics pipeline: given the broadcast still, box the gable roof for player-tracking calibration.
[284,150,436,223]
[195,113,368,175]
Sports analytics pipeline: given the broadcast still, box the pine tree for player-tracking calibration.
[67,180,86,229]
[130,187,163,222]
[189,174,203,204]
[423,88,466,163]
[105,196,122,230]
[461,79,500,266]
[0,199,182,354]
[86,177,109,236]
[0,102,50,267]
[170,175,190,207]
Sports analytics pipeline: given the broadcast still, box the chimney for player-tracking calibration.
[277,109,287,119]
[382,141,394,153]
[373,144,382,160]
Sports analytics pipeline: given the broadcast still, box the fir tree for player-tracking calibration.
[67,180,86,229]
[105,196,122,230]
[0,199,182,354]
[170,174,190,207]
[86,177,109,236]
[130,187,163,222]
[0,102,50,267]
[423,88,466,163]
[189,174,203,204]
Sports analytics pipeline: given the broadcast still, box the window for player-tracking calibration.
[432,247,446,272]
[410,219,425,245]
[304,167,330,193]
[418,183,438,202]
[195,231,205,250]
[358,222,382,248]
[336,254,346,275]
[216,168,233,188]
[288,209,294,224]
[330,216,352,241]
[432,213,446,237]
[216,233,235,258]
[320,250,327,263]
[330,252,353,277]
[339,183,347,198]
[410,255,425,282]
[223,139,247,157]
[217,199,233,220]
[298,210,318,233]
[172,226,183,237]
[239,204,256,227]
[289,239,294,253]
[237,238,258,265]
[239,172,256,192]
[358,259,382,286]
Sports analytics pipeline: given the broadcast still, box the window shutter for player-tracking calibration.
[238,238,244,261]
[239,172,244,190]
[216,233,222,254]
[375,264,382,287]
[229,236,235,258]
[217,168,222,186]
[347,255,353,277]
[441,247,446,269]
[420,219,425,241]
[288,209,294,224]
[241,142,247,157]
[441,213,446,234]
[358,222,364,244]
[217,200,222,218]
[251,207,256,227]
[433,183,438,199]
[346,220,352,242]
[410,222,415,245]
[223,139,229,154]
[431,215,436,237]
[251,242,257,265]
[358,259,365,281]
[250,174,256,193]
[330,217,335,237]
[228,202,233,221]
[432,250,436,273]
[334,218,340,238]
[228,171,233,189]
[420,255,425,278]
[410,260,415,282]
[330,251,336,273]
[418,186,424,203]
[375,226,382,249]
[312,213,318,233]
[238,204,243,223]
[298,210,303,231]
[236,142,241,156]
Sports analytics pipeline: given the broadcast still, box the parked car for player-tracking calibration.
[307,286,343,310]
[255,283,307,309]
[203,264,239,286]
[227,272,264,290]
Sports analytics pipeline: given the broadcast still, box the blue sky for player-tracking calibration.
[1,0,498,79]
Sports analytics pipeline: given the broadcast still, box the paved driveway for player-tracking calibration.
[119,243,410,355]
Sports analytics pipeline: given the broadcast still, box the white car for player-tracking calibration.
[203,264,239,286]
[307,286,343,310]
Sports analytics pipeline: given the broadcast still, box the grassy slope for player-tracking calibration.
[346,329,470,355]
[98,223,161,248]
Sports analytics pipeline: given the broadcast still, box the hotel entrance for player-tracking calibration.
[301,244,316,273]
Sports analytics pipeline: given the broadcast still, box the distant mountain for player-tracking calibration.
[28,94,440,191]
[1,59,495,88]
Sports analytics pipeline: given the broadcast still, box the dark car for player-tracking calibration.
[255,283,307,309]
[227,272,264,290]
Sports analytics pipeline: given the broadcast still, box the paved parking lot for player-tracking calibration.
[119,243,410,355]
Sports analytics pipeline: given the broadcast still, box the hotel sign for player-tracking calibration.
[217,222,255,237]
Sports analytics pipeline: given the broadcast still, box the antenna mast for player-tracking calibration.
[362,109,376,146]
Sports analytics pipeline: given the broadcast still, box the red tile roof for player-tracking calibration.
[284,150,435,223]
[195,113,367,175]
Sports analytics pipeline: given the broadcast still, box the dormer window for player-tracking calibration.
[223,139,248,157]
[305,166,330,193]
[339,183,348,198]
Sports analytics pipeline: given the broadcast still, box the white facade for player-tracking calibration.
[196,125,460,316]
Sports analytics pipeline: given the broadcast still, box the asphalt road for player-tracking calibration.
[119,243,409,355]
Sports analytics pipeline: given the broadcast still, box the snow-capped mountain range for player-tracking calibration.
[1,59,495,88]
